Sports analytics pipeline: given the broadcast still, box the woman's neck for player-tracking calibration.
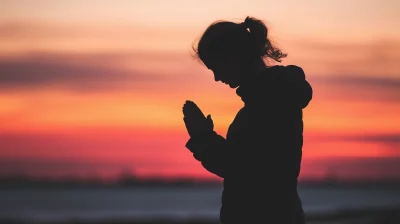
[254,58,268,73]
[239,58,268,84]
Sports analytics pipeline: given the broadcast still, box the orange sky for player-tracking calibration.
[0,0,399,181]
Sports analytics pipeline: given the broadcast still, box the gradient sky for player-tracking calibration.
[0,0,399,181]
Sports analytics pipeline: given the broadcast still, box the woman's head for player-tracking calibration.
[193,16,287,88]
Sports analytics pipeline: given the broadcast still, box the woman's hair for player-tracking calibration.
[193,16,287,64]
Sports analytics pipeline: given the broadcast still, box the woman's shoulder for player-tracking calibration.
[251,65,307,100]
[265,65,305,81]
[240,65,308,104]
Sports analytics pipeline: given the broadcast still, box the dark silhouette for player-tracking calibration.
[182,16,313,223]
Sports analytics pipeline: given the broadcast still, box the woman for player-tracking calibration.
[182,16,313,224]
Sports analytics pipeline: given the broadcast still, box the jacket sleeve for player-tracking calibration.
[185,131,229,178]
[184,99,284,179]
[187,110,298,181]
[184,103,281,180]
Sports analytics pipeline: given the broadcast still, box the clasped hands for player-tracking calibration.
[182,100,214,138]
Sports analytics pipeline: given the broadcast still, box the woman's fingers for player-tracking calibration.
[183,105,204,119]
[183,117,195,137]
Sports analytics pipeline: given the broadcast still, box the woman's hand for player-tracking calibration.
[183,100,213,138]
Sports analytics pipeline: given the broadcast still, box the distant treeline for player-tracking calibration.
[0,171,222,189]
[0,172,399,189]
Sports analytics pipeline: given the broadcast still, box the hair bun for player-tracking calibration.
[241,16,251,30]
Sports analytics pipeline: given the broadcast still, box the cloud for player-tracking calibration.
[0,131,194,174]
[295,39,400,54]
[311,75,400,89]
[307,156,400,179]
[285,38,400,77]
[0,53,178,92]
[0,21,196,40]
[342,134,400,144]
[0,157,132,173]
[0,21,198,55]
[308,75,400,102]
[310,133,400,149]
[340,134,400,149]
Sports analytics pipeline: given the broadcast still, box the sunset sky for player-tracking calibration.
[0,0,399,181]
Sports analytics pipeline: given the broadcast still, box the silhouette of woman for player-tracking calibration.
[182,16,312,224]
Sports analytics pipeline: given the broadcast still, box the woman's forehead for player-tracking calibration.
[202,57,223,70]
[201,54,239,69]
[200,56,216,69]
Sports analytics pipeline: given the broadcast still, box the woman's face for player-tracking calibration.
[203,56,244,89]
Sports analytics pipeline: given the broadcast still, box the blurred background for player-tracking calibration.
[0,0,399,223]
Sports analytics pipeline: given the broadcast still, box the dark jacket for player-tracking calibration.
[186,65,313,223]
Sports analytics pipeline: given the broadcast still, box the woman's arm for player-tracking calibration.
[185,84,300,179]
[184,100,280,179]
[185,131,229,178]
